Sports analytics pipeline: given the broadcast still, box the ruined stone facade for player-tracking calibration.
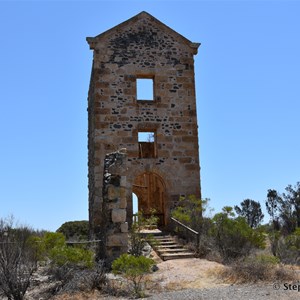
[87,11,201,238]
[100,150,128,264]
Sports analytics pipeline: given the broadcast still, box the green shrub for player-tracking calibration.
[171,205,191,224]
[28,232,66,262]
[43,232,66,251]
[211,209,265,262]
[129,222,147,257]
[42,233,95,292]
[29,231,94,269]
[275,228,300,265]
[285,228,300,250]
[57,220,89,241]
[171,195,206,230]
[49,245,94,268]
[112,254,154,297]
[254,254,280,265]
[144,208,159,228]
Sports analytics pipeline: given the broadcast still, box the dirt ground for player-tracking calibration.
[149,257,227,290]
[23,256,300,300]
[23,258,226,300]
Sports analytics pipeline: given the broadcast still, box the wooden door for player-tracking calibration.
[132,172,165,225]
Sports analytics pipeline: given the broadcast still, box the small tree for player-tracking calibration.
[266,183,300,235]
[266,189,281,231]
[112,254,154,297]
[234,199,264,228]
[282,182,300,232]
[129,216,147,257]
[0,217,38,300]
[171,195,211,233]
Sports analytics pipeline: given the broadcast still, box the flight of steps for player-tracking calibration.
[148,234,195,261]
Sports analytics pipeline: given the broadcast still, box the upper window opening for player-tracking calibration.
[138,131,156,158]
[138,132,155,143]
[137,78,154,101]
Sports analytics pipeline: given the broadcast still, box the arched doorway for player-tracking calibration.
[132,172,166,226]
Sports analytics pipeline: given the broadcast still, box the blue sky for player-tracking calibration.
[0,0,299,231]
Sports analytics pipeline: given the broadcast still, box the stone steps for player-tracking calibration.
[156,248,188,253]
[148,234,195,261]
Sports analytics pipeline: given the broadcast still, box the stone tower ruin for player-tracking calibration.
[87,11,201,240]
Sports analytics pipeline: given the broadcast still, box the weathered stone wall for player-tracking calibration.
[99,150,128,264]
[87,11,201,237]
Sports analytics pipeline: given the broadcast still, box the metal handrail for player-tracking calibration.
[170,217,200,251]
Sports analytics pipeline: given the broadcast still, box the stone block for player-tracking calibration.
[108,185,120,200]
[107,202,119,210]
[119,195,127,209]
[112,208,126,223]
[185,164,199,171]
[120,176,126,187]
[120,222,128,233]
[179,157,192,164]
[107,233,128,247]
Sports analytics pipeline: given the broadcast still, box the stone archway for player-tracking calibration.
[132,172,166,226]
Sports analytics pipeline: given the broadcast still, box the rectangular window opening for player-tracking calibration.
[136,78,154,101]
[138,131,156,158]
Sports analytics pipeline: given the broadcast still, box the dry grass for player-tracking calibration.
[220,259,299,284]
[53,291,101,300]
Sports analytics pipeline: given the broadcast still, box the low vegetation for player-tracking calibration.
[0,215,156,299]
[211,207,265,262]
[170,184,300,267]
[129,209,159,257]
[171,195,266,262]
[1,180,300,299]
[265,182,300,264]
[56,220,89,241]
[221,254,296,283]
[0,219,99,300]
[112,253,154,298]
[0,217,38,300]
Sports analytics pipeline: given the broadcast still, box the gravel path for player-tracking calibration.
[147,284,300,300]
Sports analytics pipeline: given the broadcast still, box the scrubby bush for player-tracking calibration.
[211,207,265,262]
[43,231,66,250]
[221,254,295,283]
[49,244,94,268]
[275,228,300,265]
[171,195,214,255]
[129,210,158,257]
[112,254,154,297]
[30,231,95,294]
[32,231,94,268]
[55,260,107,294]
[0,217,38,300]
[143,208,159,228]
[130,211,148,255]
[57,220,89,241]
[129,222,147,257]
[171,195,209,233]
[171,198,266,260]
